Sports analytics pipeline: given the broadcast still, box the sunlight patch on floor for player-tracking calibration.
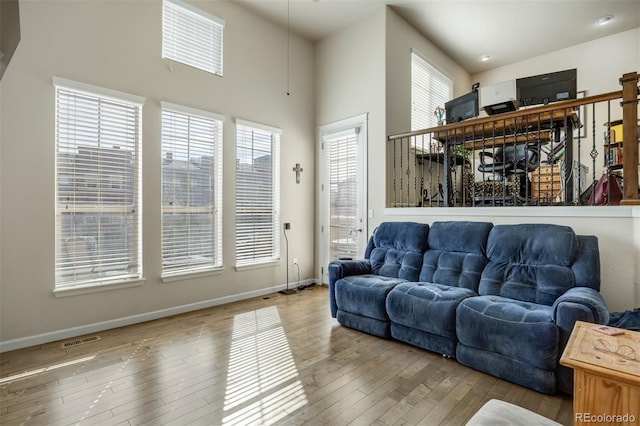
[0,354,96,385]
[222,306,308,425]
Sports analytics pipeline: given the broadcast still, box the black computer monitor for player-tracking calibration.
[516,69,577,107]
[445,90,479,124]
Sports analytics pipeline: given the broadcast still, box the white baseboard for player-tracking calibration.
[0,279,317,353]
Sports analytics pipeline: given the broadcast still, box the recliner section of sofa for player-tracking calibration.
[455,224,607,394]
[329,221,429,338]
[328,221,609,395]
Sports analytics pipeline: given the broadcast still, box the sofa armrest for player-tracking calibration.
[552,287,609,394]
[552,287,609,357]
[328,259,372,318]
[552,287,609,329]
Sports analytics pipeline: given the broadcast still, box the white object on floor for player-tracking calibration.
[466,399,562,426]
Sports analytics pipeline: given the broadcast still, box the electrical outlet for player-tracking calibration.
[292,258,298,266]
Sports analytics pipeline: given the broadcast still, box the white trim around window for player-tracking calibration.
[52,77,145,106]
[160,101,224,279]
[53,77,144,292]
[162,0,225,76]
[235,118,283,136]
[234,119,281,269]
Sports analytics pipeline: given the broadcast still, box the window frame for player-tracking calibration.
[162,0,225,76]
[53,77,144,293]
[160,101,224,279]
[234,119,281,269]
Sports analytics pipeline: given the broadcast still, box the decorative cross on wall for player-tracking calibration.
[293,163,303,184]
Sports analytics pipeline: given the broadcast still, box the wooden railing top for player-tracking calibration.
[388,90,623,141]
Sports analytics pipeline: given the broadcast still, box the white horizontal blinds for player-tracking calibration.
[161,104,223,275]
[162,0,225,76]
[235,121,281,266]
[411,51,452,131]
[54,81,142,288]
[326,129,359,260]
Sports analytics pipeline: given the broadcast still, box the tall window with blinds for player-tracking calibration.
[161,103,223,276]
[54,78,143,289]
[235,120,281,267]
[162,0,225,76]
[411,50,453,131]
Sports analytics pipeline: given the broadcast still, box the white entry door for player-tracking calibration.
[318,114,368,284]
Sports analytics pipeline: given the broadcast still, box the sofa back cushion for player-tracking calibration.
[479,224,579,305]
[369,222,429,281]
[419,221,492,292]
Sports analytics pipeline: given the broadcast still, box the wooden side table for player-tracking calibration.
[560,321,640,425]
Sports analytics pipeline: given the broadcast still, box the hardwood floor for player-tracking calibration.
[0,286,573,425]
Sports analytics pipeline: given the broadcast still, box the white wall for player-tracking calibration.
[472,28,639,96]
[0,0,316,348]
[315,7,386,129]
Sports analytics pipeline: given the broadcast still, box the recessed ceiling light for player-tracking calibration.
[595,15,614,25]
[479,55,491,62]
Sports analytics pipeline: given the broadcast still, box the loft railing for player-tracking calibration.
[387,72,639,208]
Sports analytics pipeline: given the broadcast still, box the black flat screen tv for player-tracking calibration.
[516,68,577,107]
[445,90,479,124]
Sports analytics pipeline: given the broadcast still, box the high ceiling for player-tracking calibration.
[230,0,640,74]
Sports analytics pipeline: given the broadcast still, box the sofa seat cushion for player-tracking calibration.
[387,282,476,339]
[335,275,406,321]
[457,295,559,371]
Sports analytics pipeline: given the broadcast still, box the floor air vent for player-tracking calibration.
[61,335,101,348]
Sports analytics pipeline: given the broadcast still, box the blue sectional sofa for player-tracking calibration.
[328,221,609,395]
